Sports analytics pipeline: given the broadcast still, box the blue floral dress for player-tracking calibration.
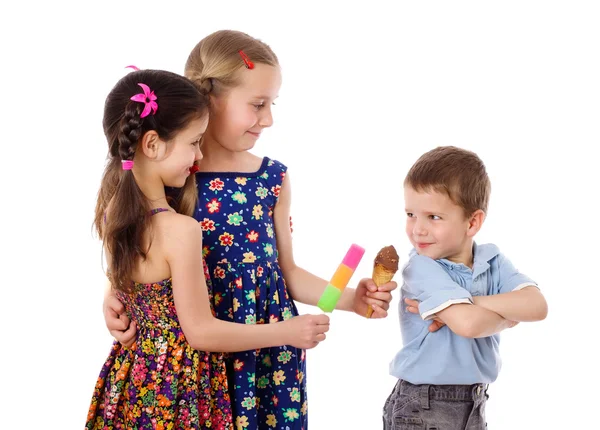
[195,157,307,430]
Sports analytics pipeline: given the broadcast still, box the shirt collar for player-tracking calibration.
[409,242,499,278]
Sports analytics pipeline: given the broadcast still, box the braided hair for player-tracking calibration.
[94,69,208,291]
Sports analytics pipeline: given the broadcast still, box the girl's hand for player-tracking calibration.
[281,314,330,349]
[354,278,397,319]
[104,294,137,348]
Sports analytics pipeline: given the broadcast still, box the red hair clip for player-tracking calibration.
[238,50,254,69]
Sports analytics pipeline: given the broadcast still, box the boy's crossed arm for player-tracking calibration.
[471,253,547,322]
[472,288,547,322]
[403,254,541,338]
[404,297,519,336]
[432,302,519,338]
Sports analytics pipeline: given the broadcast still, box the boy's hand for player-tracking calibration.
[104,294,137,348]
[354,278,397,318]
[404,298,447,332]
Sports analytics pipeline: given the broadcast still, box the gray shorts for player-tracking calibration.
[383,379,488,430]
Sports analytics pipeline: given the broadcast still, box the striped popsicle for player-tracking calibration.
[317,244,366,313]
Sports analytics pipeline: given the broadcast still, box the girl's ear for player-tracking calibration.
[140,130,160,159]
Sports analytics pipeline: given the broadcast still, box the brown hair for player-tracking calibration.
[94,69,209,291]
[184,30,279,97]
[404,146,491,217]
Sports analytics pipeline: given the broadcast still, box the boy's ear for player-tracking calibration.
[467,209,486,237]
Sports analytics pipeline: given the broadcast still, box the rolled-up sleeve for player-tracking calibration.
[496,253,537,294]
[403,255,473,320]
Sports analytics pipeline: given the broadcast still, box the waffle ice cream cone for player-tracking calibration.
[366,245,399,318]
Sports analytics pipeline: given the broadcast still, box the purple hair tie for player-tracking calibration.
[122,160,134,170]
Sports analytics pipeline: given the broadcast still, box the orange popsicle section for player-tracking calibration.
[330,264,354,290]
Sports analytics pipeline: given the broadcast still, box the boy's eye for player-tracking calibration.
[429,215,441,220]
[406,212,414,218]
[253,102,275,110]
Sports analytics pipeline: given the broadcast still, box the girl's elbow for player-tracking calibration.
[182,319,218,351]
[186,331,208,351]
[187,332,220,352]
[278,260,298,278]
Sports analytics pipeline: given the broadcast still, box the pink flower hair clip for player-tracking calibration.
[130,83,158,118]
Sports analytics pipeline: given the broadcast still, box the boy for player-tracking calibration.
[383,146,547,430]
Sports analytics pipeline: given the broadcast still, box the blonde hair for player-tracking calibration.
[184,30,279,96]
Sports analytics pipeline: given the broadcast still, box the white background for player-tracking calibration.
[1,1,599,429]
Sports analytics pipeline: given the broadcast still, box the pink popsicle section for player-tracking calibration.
[341,244,366,270]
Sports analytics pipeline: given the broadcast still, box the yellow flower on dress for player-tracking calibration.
[243,252,257,263]
[236,415,249,429]
[273,370,286,385]
[266,414,277,427]
[252,204,264,219]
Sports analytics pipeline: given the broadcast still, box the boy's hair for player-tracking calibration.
[95,69,209,291]
[184,30,278,97]
[404,146,491,217]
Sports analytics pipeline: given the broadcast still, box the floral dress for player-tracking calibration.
[86,211,232,429]
[195,157,307,430]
